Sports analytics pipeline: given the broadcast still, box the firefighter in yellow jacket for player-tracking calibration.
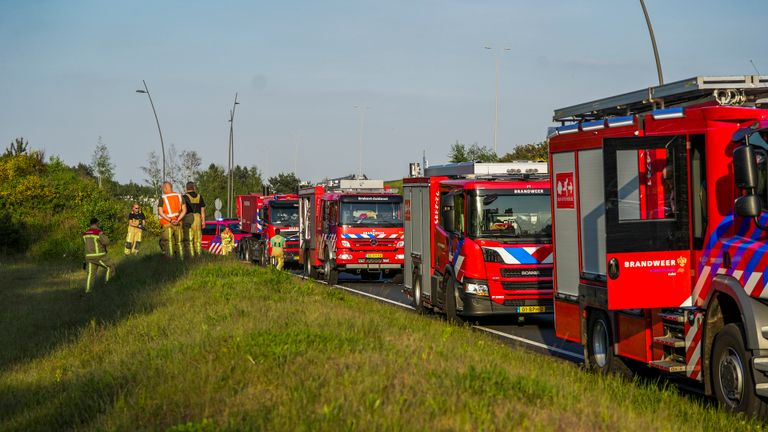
[182,182,206,257]
[158,181,187,259]
[83,217,116,293]
[124,203,145,255]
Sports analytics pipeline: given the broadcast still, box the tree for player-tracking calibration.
[233,165,264,196]
[91,136,115,189]
[195,163,227,214]
[165,143,182,190]
[448,141,498,163]
[141,151,162,193]
[498,141,549,162]
[72,162,95,178]
[3,137,28,157]
[268,172,301,194]
[179,150,202,186]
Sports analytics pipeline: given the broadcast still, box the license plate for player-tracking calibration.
[517,306,546,314]
[366,253,383,258]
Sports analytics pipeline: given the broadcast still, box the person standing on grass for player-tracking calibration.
[220,226,235,255]
[270,228,286,270]
[182,181,206,257]
[158,181,187,259]
[83,217,116,293]
[125,202,145,255]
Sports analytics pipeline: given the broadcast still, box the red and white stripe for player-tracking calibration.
[685,311,704,381]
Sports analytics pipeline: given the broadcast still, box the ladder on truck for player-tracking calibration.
[554,75,768,123]
[424,161,548,178]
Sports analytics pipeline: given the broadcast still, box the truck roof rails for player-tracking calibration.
[553,75,768,123]
[424,161,548,178]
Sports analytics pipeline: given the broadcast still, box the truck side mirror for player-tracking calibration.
[735,195,762,218]
[441,205,455,232]
[733,145,758,189]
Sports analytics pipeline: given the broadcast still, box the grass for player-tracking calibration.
[0,247,765,431]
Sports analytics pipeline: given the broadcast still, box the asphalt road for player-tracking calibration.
[290,269,585,363]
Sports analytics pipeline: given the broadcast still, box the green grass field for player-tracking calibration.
[0,248,765,431]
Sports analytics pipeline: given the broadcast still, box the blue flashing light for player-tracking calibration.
[581,120,605,131]
[556,123,580,134]
[606,115,635,127]
[651,107,684,120]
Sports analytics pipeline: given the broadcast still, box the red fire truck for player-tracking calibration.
[403,162,552,322]
[299,179,404,285]
[236,194,300,266]
[548,75,768,414]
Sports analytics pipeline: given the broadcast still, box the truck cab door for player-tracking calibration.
[603,135,692,309]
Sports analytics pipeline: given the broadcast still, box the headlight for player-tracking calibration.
[338,254,353,260]
[341,240,351,248]
[396,241,404,248]
[395,254,404,260]
[464,282,489,296]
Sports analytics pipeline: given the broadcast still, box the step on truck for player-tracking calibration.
[403,162,553,322]
[236,193,300,266]
[548,75,768,415]
[299,179,404,284]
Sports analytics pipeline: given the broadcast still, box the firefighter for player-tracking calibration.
[220,226,235,255]
[158,181,187,259]
[270,228,286,270]
[83,217,116,293]
[124,202,145,255]
[182,181,206,257]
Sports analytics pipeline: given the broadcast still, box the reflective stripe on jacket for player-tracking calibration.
[161,193,183,225]
[83,228,109,257]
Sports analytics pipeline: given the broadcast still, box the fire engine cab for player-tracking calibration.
[299,179,404,284]
[403,162,552,322]
[549,75,768,414]
[236,194,300,266]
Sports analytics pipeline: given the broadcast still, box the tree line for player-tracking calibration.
[447,140,548,163]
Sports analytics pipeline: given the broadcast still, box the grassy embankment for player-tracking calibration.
[1,249,764,431]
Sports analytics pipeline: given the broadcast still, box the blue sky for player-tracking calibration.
[1,0,766,184]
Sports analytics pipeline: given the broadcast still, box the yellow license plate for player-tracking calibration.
[366,253,383,258]
[517,306,546,314]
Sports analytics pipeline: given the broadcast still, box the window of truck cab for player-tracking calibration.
[268,203,299,227]
[749,131,768,210]
[467,190,552,242]
[339,196,403,227]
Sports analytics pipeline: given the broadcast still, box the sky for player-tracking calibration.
[1,0,767,185]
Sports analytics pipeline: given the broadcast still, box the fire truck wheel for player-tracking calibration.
[324,258,339,285]
[259,246,268,267]
[445,276,464,324]
[412,270,424,313]
[587,311,614,374]
[243,243,252,262]
[712,323,768,416]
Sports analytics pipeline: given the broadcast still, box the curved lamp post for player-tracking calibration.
[136,80,166,181]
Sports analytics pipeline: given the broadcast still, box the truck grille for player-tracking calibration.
[503,299,553,308]
[350,238,398,249]
[501,282,553,291]
[500,267,553,278]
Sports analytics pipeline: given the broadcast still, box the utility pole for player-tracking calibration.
[136,80,166,181]
[227,92,239,218]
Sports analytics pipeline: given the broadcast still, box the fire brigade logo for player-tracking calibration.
[555,172,575,209]
[677,256,687,267]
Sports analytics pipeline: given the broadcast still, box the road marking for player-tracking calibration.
[473,325,584,361]
[290,271,583,362]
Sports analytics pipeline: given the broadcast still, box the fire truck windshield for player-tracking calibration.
[340,202,403,227]
[468,192,551,241]
[268,204,299,227]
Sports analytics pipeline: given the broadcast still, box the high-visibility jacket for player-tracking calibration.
[160,193,183,226]
[83,227,110,257]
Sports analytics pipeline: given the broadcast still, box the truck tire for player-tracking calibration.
[324,258,339,286]
[445,276,464,324]
[412,269,424,314]
[587,311,618,374]
[243,241,252,262]
[259,245,268,267]
[712,323,768,417]
[304,252,319,279]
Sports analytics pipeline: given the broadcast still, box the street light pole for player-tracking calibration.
[354,106,370,179]
[136,80,166,182]
[484,46,510,155]
[227,92,239,218]
[639,0,664,86]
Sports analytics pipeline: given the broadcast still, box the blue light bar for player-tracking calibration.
[606,115,635,128]
[651,107,684,120]
[546,126,558,138]
[581,120,605,131]
[556,123,580,135]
